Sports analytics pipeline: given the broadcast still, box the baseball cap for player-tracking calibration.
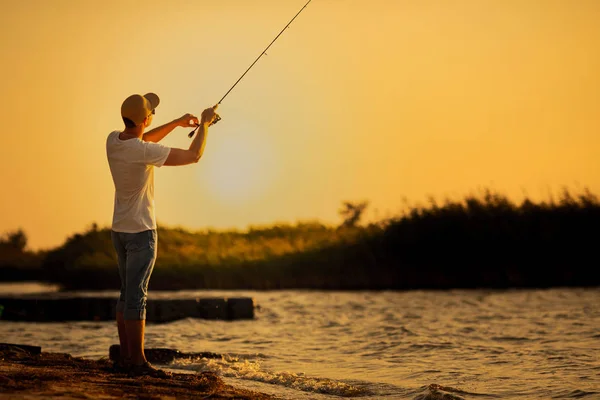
[121,93,160,126]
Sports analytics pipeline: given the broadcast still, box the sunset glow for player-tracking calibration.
[198,121,281,205]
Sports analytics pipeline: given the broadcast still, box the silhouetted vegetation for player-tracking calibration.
[339,200,369,227]
[1,189,599,290]
[0,229,46,281]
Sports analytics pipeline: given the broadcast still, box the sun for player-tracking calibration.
[199,122,280,205]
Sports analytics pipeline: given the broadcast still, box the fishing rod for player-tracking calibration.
[189,0,313,138]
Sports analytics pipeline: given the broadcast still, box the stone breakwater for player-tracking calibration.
[0,295,254,322]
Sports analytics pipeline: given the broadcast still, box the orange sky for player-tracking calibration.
[1,0,598,250]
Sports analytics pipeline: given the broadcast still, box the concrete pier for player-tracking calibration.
[0,295,255,322]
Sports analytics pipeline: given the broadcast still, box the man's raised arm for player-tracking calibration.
[143,114,198,143]
[163,106,218,166]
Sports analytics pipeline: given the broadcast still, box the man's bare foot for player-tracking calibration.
[128,361,171,379]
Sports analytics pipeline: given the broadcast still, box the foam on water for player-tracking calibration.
[169,355,373,397]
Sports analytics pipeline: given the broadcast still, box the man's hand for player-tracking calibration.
[201,105,219,125]
[177,113,200,128]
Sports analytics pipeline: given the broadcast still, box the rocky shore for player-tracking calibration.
[0,343,275,399]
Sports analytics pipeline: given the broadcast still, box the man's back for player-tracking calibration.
[106,130,170,233]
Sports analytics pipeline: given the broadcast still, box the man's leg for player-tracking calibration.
[125,319,147,365]
[117,311,129,359]
[123,230,158,368]
[111,231,129,363]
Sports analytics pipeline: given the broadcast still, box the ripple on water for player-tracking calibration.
[490,336,532,342]
[550,389,600,399]
[413,383,492,400]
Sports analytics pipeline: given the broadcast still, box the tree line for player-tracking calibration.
[1,188,598,290]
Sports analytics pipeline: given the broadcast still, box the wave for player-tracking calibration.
[414,383,495,400]
[169,355,373,397]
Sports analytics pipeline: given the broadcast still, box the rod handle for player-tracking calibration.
[188,114,222,138]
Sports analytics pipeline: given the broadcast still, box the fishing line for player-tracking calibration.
[189,0,313,138]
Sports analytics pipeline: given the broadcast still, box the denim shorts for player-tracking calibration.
[110,229,157,320]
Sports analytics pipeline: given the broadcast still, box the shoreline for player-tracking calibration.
[0,343,275,400]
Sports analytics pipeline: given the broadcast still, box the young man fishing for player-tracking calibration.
[106,93,218,377]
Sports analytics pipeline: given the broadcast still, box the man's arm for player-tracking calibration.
[163,123,209,166]
[163,106,218,166]
[142,120,179,143]
[143,114,197,143]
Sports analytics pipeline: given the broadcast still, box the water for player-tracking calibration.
[1,284,599,399]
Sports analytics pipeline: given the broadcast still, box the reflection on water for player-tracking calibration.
[0,282,60,294]
[0,284,599,399]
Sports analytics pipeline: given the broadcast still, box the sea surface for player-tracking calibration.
[0,283,599,399]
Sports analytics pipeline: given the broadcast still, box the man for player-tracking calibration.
[106,93,218,377]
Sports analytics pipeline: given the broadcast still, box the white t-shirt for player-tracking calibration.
[106,130,171,233]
